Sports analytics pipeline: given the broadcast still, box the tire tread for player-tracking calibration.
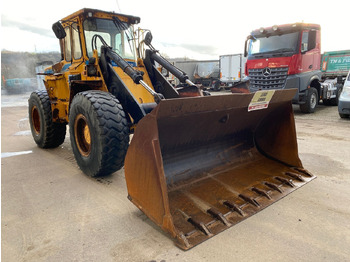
[69,91,129,176]
[29,90,66,148]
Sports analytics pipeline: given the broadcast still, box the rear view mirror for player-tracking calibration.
[52,21,66,39]
[244,35,256,57]
[144,32,153,46]
[244,38,249,57]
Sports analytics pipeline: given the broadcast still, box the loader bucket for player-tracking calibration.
[124,89,315,250]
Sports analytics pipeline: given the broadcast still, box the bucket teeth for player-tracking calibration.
[178,209,212,236]
[223,200,245,216]
[239,194,260,207]
[285,172,305,182]
[264,182,283,193]
[251,187,272,200]
[188,217,212,236]
[207,208,231,227]
[275,176,295,187]
[178,233,191,249]
[293,167,313,177]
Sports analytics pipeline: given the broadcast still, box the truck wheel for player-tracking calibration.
[28,90,66,148]
[69,91,129,177]
[322,99,330,106]
[339,113,349,119]
[300,87,318,113]
[330,85,342,106]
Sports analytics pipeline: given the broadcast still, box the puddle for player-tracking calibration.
[1,150,33,158]
[18,118,29,130]
[14,130,31,136]
[1,92,31,108]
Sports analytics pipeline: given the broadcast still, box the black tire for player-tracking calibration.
[300,87,318,113]
[339,113,349,119]
[322,99,330,106]
[69,91,129,177]
[28,90,66,148]
[330,85,342,106]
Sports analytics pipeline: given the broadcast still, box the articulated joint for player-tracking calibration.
[139,80,164,104]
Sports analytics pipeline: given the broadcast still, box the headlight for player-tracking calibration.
[343,85,350,93]
[341,85,350,97]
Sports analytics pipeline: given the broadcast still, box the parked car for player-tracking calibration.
[338,70,350,118]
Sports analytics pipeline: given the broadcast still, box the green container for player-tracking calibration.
[321,50,350,77]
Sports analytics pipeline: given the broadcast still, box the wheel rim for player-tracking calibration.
[31,105,41,135]
[74,114,91,157]
[310,93,317,108]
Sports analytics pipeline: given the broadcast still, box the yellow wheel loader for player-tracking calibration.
[29,9,315,250]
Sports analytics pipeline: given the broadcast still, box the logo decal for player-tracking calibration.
[262,67,271,77]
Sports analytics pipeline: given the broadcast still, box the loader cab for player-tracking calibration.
[52,9,139,65]
[83,17,136,61]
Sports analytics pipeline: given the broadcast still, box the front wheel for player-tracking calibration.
[330,85,342,106]
[69,91,129,177]
[300,87,318,113]
[339,113,349,119]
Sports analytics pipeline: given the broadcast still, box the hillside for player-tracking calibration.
[1,51,61,82]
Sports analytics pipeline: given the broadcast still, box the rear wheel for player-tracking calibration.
[69,91,129,177]
[28,90,66,148]
[300,87,318,113]
[322,99,330,106]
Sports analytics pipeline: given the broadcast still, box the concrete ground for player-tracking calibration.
[2,91,350,262]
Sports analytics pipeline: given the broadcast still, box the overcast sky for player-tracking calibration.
[1,0,349,59]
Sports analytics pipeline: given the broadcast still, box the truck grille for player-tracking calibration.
[249,67,288,89]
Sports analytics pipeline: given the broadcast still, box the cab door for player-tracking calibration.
[299,29,319,74]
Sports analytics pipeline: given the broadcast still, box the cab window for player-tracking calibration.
[64,27,72,61]
[83,18,135,60]
[301,31,308,53]
[72,23,82,60]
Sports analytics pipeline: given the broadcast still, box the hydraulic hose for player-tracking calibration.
[102,46,143,84]
[149,51,195,86]
[101,46,164,103]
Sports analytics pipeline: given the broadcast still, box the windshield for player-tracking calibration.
[248,32,299,56]
[83,18,136,60]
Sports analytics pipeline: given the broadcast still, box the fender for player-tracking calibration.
[299,70,322,93]
[308,73,321,88]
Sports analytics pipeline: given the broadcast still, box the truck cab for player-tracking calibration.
[245,23,322,113]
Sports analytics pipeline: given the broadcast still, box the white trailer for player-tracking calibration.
[220,54,247,87]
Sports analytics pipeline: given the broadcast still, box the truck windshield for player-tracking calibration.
[83,18,136,60]
[248,32,299,56]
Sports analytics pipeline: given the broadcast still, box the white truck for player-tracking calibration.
[220,54,247,88]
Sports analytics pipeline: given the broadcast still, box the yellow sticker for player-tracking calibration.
[248,90,275,111]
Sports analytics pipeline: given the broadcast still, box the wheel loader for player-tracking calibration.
[29,8,315,250]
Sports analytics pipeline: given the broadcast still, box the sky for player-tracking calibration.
[1,0,350,60]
